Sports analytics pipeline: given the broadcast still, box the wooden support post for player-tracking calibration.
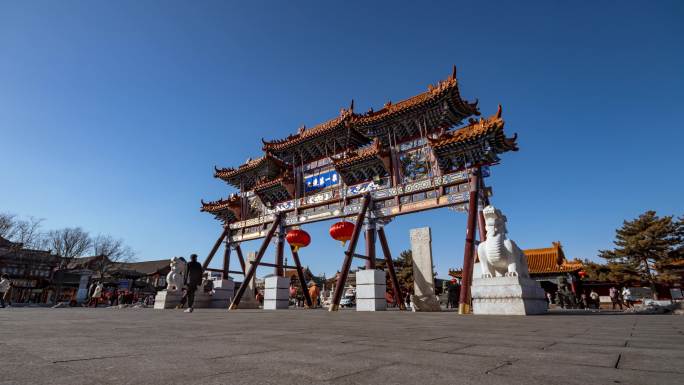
[364,221,376,270]
[330,194,371,312]
[458,167,481,315]
[290,247,313,308]
[275,223,285,276]
[477,178,490,243]
[377,227,405,310]
[222,239,231,279]
[203,227,229,270]
[229,215,282,310]
[235,244,246,274]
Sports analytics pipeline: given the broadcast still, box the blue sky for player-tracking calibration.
[1,1,682,279]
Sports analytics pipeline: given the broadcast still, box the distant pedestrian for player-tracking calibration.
[202,272,214,295]
[184,254,204,313]
[308,282,320,308]
[622,287,634,308]
[590,290,600,309]
[0,274,11,308]
[546,292,553,305]
[609,286,622,310]
[89,282,103,307]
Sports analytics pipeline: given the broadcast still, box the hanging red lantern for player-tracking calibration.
[578,270,586,279]
[286,229,311,252]
[329,221,355,246]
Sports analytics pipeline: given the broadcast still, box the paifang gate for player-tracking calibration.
[200,66,519,313]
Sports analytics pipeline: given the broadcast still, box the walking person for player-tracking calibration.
[184,254,203,313]
[622,287,634,308]
[308,282,320,308]
[89,282,103,307]
[590,289,600,310]
[609,286,622,310]
[0,274,11,308]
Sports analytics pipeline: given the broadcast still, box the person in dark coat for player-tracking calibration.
[184,254,203,313]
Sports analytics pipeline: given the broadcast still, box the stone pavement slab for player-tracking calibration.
[0,308,681,385]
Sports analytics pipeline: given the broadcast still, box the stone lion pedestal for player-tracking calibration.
[471,276,547,315]
[471,205,547,315]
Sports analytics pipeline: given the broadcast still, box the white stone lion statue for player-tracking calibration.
[477,206,529,278]
[166,257,186,292]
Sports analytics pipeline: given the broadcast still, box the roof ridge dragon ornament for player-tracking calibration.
[477,205,530,278]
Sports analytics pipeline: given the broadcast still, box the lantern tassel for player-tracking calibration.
[293,245,300,252]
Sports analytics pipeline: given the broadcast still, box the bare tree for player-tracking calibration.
[0,212,17,239]
[46,227,92,265]
[91,234,135,278]
[9,217,44,249]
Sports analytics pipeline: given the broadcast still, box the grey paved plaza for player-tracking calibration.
[0,308,682,385]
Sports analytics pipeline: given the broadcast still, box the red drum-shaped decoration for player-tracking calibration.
[329,221,355,247]
[286,229,311,252]
[578,270,586,279]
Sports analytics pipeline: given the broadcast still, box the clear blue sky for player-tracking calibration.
[1,1,682,279]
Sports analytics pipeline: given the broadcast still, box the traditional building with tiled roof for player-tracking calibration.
[449,242,583,280]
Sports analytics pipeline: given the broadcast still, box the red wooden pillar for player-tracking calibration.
[222,239,231,279]
[477,178,490,243]
[330,194,371,311]
[275,224,285,276]
[229,215,281,310]
[290,247,313,307]
[234,244,246,274]
[458,167,481,315]
[364,222,376,270]
[377,227,405,310]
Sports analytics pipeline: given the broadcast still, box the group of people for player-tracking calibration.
[547,285,636,311]
[609,286,635,310]
[288,281,321,308]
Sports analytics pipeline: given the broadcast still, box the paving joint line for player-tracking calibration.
[326,361,400,382]
[484,359,518,374]
[52,354,139,364]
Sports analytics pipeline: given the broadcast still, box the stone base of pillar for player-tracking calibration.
[471,276,548,315]
[209,278,234,308]
[410,294,442,312]
[264,276,289,310]
[153,279,235,309]
[356,270,386,311]
[153,290,210,309]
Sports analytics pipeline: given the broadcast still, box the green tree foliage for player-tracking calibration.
[599,211,682,298]
[395,249,414,291]
[376,249,414,291]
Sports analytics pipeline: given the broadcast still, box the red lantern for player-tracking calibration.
[329,221,355,246]
[286,229,311,252]
[578,270,586,279]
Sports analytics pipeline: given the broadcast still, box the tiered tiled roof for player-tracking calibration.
[253,171,296,206]
[262,105,370,163]
[200,194,242,222]
[428,105,518,172]
[351,66,479,141]
[331,138,390,185]
[260,67,480,158]
[214,154,288,190]
[524,242,583,274]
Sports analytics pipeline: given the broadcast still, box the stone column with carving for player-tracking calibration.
[410,227,441,311]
